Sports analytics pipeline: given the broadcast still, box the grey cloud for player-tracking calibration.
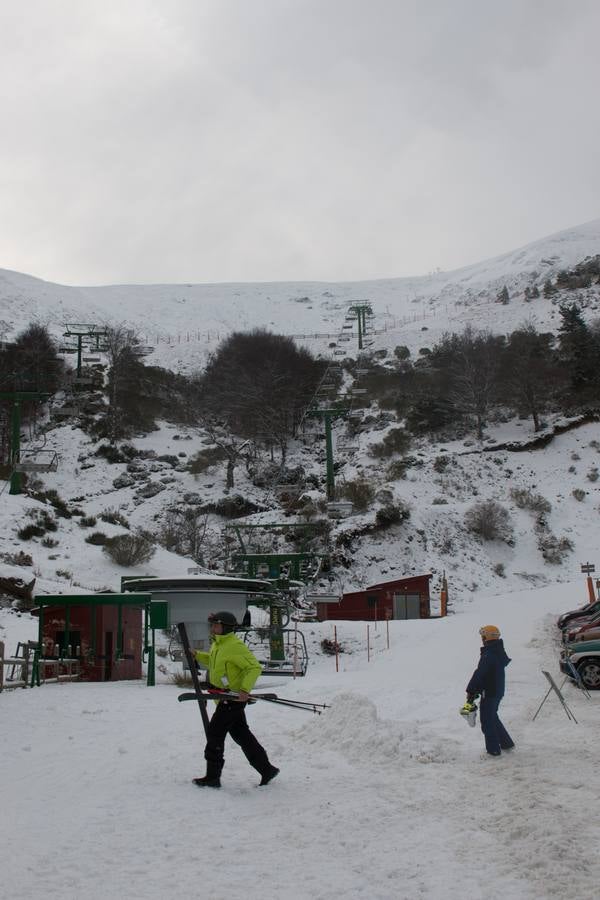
[0,0,598,284]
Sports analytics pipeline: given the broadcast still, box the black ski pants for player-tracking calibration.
[204,700,271,779]
[480,696,514,755]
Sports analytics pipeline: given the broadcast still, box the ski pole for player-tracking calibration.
[177,689,330,714]
[205,688,330,708]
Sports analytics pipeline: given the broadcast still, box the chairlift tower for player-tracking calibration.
[346,301,374,351]
[225,522,331,672]
[62,324,109,378]
[306,403,349,501]
[0,390,52,494]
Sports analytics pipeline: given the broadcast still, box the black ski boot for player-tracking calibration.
[193,776,221,788]
[259,766,280,786]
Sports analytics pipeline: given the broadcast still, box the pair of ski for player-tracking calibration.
[176,623,328,741]
[178,688,328,714]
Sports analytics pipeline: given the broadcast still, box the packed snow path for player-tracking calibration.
[2,581,600,900]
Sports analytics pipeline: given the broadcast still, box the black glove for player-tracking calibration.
[466,693,478,703]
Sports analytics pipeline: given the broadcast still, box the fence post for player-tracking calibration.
[334,625,339,673]
[0,641,4,691]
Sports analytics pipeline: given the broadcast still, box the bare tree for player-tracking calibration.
[195,329,326,466]
[158,507,210,563]
[437,327,504,440]
[102,325,146,442]
[500,325,561,431]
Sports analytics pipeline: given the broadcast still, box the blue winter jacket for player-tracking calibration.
[466,638,511,699]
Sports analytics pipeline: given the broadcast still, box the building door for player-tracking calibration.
[392,593,421,619]
[104,631,113,681]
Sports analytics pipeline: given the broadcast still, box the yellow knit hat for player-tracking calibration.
[479,625,501,640]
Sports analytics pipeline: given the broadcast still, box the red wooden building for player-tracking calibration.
[33,596,145,681]
[316,574,432,622]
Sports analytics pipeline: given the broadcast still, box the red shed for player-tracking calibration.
[316,574,432,622]
[33,595,146,681]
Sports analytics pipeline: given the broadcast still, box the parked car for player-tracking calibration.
[557,598,600,630]
[561,640,600,689]
[573,627,600,642]
[562,610,600,643]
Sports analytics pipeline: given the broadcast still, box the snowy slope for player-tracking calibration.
[1,217,599,375]
[0,216,599,605]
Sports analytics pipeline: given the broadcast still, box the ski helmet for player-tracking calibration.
[479,625,500,641]
[208,611,238,634]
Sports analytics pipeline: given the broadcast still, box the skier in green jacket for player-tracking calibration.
[192,611,279,788]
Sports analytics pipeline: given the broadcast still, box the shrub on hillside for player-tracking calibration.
[386,459,409,480]
[187,446,228,474]
[509,488,552,514]
[433,455,450,473]
[85,532,109,546]
[538,534,574,564]
[27,488,73,518]
[464,500,513,543]
[0,550,33,566]
[17,523,47,540]
[79,516,98,528]
[100,508,130,528]
[369,427,412,459]
[95,443,138,464]
[103,531,155,566]
[572,488,586,502]
[375,501,410,529]
[157,454,180,468]
[17,509,58,540]
[320,638,344,655]
[338,479,375,512]
[203,495,263,519]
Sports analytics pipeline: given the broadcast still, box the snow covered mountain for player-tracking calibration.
[1,216,600,375]
[1,216,599,608]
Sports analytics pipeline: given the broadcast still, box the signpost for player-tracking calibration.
[580,562,596,602]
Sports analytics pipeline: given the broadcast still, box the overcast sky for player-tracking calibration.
[1,0,599,286]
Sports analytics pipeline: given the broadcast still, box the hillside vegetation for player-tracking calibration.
[1,229,600,607]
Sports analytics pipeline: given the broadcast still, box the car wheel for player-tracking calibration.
[576,658,600,689]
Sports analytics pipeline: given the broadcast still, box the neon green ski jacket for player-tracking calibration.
[194,632,262,694]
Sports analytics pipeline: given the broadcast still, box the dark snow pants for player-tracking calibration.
[480,696,514,755]
[204,700,271,779]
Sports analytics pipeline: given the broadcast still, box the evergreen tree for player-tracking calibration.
[499,325,562,431]
[557,303,599,402]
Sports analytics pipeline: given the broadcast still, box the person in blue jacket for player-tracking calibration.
[466,625,515,756]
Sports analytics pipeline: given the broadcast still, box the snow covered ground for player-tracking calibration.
[1,579,599,900]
